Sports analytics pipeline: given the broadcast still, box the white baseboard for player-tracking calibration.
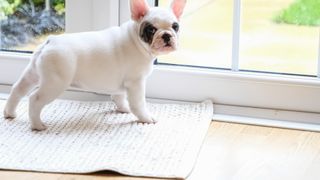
[214,104,320,125]
[213,103,320,132]
[213,114,320,132]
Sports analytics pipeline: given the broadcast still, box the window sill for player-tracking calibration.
[148,65,320,113]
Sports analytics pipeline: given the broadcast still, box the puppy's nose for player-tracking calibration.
[162,33,171,44]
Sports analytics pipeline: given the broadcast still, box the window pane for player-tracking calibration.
[157,0,233,69]
[239,0,319,76]
[0,0,65,52]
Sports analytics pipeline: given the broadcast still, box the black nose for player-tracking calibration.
[162,33,171,44]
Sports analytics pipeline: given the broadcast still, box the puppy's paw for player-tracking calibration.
[31,122,47,131]
[116,106,131,114]
[3,109,16,120]
[137,114,157,124]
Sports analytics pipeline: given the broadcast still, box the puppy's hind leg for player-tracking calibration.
[29,74,71,131]
[4,40,47,119]
[111,93,131,113]
[4,66,39,119]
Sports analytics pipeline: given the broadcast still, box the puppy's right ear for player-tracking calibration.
[171,0,186,20]
[130,0,150,21]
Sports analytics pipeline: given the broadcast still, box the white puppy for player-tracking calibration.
[3,0,186,131]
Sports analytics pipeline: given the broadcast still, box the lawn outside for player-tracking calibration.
[275,0,320,26]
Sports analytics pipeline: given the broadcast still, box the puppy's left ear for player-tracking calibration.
[171,0,186,20]
[130,0,150,21]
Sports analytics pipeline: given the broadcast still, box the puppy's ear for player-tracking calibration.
[171,0,186,20]
[130,0,150,21]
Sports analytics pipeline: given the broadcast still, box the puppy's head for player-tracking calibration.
[130,0,186,55]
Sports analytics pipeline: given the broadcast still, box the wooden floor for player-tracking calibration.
[1,121,320,180]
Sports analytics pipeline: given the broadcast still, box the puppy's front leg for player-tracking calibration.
[126,80,156,123]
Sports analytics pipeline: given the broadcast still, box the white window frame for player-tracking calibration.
[0,0,320,131]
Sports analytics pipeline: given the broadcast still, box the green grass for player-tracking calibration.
[274,0,320,26]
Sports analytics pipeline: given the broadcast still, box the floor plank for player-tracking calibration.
[1,122,320,180]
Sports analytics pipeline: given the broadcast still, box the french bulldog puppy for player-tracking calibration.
[3,0,186,131]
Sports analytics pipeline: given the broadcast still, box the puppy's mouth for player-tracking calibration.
[163,42,176,50]
[152,43,176,54]
[151,35,177,54]
[165,42,172,47]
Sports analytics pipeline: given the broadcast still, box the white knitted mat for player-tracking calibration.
[0,99,213,179]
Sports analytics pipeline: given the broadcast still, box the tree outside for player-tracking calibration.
[0,0,65,51]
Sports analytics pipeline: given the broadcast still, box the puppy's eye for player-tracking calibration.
[146,25,157,35]
[172,22,179,32]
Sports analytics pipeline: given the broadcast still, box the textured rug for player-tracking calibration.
[0,98,213,179]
